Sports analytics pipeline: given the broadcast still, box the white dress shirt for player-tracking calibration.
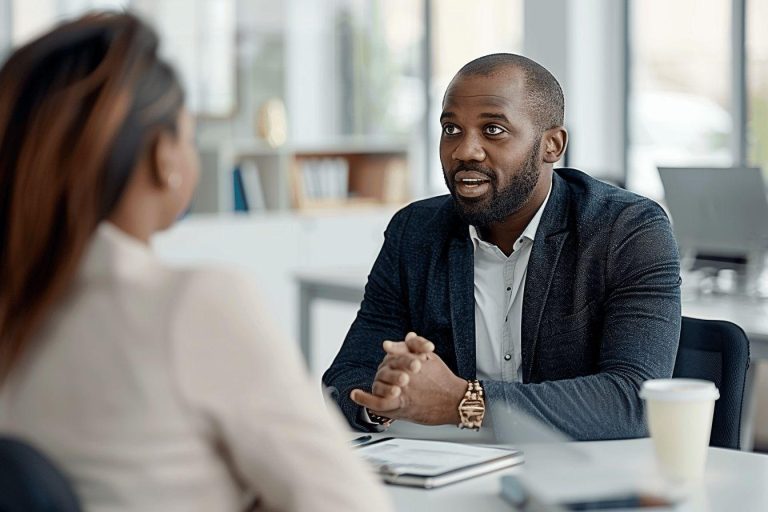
[0,223,392,512]
[473,185,552,383]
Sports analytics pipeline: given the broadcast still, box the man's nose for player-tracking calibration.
[451,132,486,162]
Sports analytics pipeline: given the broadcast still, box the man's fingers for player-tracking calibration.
[387,354,422,373]
[350,389,399,412]
[402,332,434,354]
[382,340,410,355]
[377,367,410,386]
[405,335,435,354]
[372,381,401,399]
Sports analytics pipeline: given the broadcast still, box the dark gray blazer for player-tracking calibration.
[323,168,682,440]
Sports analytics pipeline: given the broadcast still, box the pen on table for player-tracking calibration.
[350,435,373,447]
[562,493,673,510]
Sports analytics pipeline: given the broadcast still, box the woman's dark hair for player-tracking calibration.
[0,12,185,382]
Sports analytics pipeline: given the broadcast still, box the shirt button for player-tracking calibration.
[504,354,512,361]
[506,287,511,291]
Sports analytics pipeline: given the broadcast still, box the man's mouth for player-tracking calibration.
[457,178,489,186]
[453,170,492,198]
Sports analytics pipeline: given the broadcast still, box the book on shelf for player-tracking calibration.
[239,160,266,212]
[232,167,249,212]
[299,157,350,201]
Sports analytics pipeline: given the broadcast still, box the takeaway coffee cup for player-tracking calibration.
[639,379,720,481]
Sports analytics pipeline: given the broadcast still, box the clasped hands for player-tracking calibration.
[350,332,467,425]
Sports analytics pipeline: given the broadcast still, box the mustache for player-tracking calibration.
[449,162,496,180]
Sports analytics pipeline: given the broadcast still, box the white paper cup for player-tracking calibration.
[639,379,720,481]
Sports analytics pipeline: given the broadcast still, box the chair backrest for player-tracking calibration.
[673,317,750,449]
[0,436,82,512]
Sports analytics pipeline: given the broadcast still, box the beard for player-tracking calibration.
[443,138,541,228]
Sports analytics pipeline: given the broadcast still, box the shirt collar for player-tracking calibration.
[469,180,553,252]
[78,222,159,281]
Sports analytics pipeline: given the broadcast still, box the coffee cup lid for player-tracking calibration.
[639,378,720,401]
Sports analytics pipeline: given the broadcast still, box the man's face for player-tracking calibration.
[440,70,542,227]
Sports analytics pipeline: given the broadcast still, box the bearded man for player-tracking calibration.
[322,53,681,440]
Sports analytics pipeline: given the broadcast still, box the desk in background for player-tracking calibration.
[296,269,367,368]
[682,293,768,359]
[296,268,768,367]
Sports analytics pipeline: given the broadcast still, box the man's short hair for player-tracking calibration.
[455,53,564,132]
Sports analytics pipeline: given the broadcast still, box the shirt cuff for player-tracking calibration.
[357,407,389,432]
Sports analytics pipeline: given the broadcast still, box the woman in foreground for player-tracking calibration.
[0,12,391,512]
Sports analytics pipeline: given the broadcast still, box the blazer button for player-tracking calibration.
[504,354,512,361]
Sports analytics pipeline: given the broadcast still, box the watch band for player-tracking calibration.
[458,379,485,430]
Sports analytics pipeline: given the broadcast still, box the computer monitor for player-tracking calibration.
[658,166,768,254]
[658,166,768,292]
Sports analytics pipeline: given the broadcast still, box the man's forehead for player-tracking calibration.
[442,93,513,110]
[442,72,526,109]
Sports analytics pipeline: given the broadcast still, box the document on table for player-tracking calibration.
[356,437,524,488]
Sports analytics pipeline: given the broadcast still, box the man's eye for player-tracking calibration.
[485,125,505,135]
[443,124,461,135]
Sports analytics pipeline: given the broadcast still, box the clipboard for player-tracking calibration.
[356,437,524,489]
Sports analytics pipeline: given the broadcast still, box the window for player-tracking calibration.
[11,0,129,45]
[627,0,732,200]
[747,0,768,175]
[334,0,425,138]
[132,0,236,117]
[8,0,235,117]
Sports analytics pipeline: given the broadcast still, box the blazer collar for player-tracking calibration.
[439,199,473,378]
[520,171,571,381]
[448,232,475,379]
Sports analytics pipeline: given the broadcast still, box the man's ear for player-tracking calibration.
[542,127,568,164]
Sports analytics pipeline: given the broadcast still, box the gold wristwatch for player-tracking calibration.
[458,380,485,430]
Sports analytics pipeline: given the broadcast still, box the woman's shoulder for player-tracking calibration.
[169,266,264,313]
[173,265,255,290]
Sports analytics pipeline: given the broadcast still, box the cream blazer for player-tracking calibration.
[0,223,392,512]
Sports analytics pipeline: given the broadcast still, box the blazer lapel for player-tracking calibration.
[521,173,570,382]
[448,231,475,380]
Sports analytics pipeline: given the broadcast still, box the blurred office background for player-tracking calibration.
[2,0,768,446]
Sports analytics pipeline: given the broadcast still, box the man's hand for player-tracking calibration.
[350,333,467,426]
[349,332,432,414]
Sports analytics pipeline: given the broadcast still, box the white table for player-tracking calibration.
[388,437,768,511]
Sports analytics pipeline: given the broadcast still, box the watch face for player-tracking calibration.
[460,398,484,413]
[459,398,485,425]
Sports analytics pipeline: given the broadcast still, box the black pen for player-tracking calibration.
[562,493,673,510]
[350,435,373,447]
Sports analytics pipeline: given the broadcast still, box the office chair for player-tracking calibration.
[672,317,750,450]
[0,436,82,512]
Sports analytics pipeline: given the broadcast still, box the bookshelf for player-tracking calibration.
[190,140,409,214]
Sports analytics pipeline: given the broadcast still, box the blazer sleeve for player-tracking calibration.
[483,199,682,441]
[322,207,415,430]
[170,270,393,512]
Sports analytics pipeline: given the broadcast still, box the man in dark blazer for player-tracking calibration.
[323,54,681,440]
